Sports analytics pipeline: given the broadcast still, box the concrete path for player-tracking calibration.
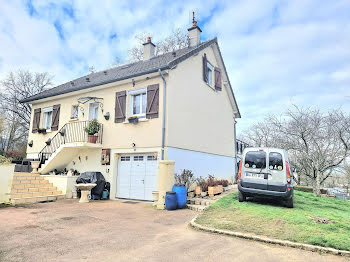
[0,199,348,262]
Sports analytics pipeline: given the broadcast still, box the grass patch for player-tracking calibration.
[196,191,350,251]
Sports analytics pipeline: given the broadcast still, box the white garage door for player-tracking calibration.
[116,154,158,201]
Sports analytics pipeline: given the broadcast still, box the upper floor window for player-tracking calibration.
[71,105,79,120]
[43,107,53,130]
[89,103,99,120]
[207,62,213,87]
[129,88,147,118]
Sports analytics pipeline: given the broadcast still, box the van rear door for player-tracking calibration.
[241,150,268,190]
[267,150,287,192]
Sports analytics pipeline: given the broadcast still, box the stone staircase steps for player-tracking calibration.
[10,172,65,205]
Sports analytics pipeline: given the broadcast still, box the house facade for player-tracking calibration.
[22,22,241,201]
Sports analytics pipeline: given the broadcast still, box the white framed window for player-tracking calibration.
[129,88,147,118]
[88,103,99,120]
[71,105,79,119]
[43,107,53,130]
[207,62,214,87]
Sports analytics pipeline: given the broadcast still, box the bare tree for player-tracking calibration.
[0,70,53,153]
[128,28,189,61]
[0,70,53,128]
[242,106,350,196]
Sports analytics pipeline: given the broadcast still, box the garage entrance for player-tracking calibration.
[116,154,158,201]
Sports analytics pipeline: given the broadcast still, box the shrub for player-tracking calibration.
[174,169,195,192]
[295,185,327,194]
[0,155,11,165]
[217,179,229,187]
[195,176,208,192]
[3,151,24,161]
[85,119,101,135]
[207,175,217,187]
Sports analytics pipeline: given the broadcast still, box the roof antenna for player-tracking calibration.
[192,11,195,23]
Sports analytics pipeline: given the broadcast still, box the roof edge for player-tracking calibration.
[20,66,169,103]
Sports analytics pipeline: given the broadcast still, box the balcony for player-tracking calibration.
[39,120,103,162]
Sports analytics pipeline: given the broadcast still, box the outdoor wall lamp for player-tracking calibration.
[132,143,136,147]
[45,138,51,146]
[104,112,110,120]
[28,140,33,147]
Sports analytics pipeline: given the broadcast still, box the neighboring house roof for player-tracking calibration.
[21,37,241,117]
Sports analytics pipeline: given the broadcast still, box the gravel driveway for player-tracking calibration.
[0,199,347,262]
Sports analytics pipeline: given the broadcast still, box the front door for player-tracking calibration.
[116,154,158,201]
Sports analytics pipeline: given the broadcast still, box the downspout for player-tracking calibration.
[158,69,166,160]
[234,117,238,179]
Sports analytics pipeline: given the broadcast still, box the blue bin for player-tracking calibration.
[172,185,187,209]
[165,191,177,210]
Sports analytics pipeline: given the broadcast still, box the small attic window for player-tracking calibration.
[70,81,74,86]
[121,65,130,69]
[86,77,90,82]
[103,71,107,75]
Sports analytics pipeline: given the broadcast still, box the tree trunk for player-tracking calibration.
[313,171,321,196]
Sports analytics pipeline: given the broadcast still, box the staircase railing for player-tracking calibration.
[38,120,103,164]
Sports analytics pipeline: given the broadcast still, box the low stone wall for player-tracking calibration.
[42,175,77,198]
[0,164,15,204]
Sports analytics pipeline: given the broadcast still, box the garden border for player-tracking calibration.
[190,215,350,257]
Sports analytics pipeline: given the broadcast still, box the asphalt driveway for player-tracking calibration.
[0,199,347,262]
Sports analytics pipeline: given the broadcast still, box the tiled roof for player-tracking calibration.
[21,38,217,103]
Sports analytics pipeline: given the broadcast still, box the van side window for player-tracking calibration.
[269,152,283,170]
[244,151,266,168]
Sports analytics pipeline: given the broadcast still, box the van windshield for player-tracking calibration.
[269,152,283,171]
[244,151,266,169]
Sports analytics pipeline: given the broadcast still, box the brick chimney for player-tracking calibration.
[187,20,202,47]
[143,36,155,60]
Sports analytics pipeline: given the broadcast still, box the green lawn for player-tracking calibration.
[196,191,350,251]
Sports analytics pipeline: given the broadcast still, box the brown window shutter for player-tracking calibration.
[203,53,208,83]
[214,67,222,91]
[51,104,61,131]
[32,108,41,133]
[115,91,127,123]
[146,84,159,119]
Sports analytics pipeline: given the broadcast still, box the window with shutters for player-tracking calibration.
[42,107,53,131]
[129,88,147,118]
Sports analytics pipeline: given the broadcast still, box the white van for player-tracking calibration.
[237,147,294,208]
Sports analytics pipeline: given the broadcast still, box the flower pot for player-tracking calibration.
[200,191,207,197]
[88,135,98,143]
[208,185,223,197]
[195,186,201,196]
[31,160,41,173]
[128,117,139,124]
[38,128,47,134]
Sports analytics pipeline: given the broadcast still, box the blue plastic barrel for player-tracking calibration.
[172,185,187,209]
[165,191,177,210]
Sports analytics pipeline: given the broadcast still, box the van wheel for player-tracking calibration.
[286,195,294,208]
[238,191,246,202]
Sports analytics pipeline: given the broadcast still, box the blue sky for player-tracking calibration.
[1,0,350,134]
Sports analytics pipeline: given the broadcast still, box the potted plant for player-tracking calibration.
[207,175,223,197]
[38,128,47,134]
[200,181,208,197]
[85,119,101,143]
[128,116,139,123]
[195,176,205,196]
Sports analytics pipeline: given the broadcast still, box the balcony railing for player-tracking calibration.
[38,120,103,163]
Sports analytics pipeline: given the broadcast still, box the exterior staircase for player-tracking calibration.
[10,172,65,205]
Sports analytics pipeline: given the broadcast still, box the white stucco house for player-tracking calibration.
[20,20,241,202]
